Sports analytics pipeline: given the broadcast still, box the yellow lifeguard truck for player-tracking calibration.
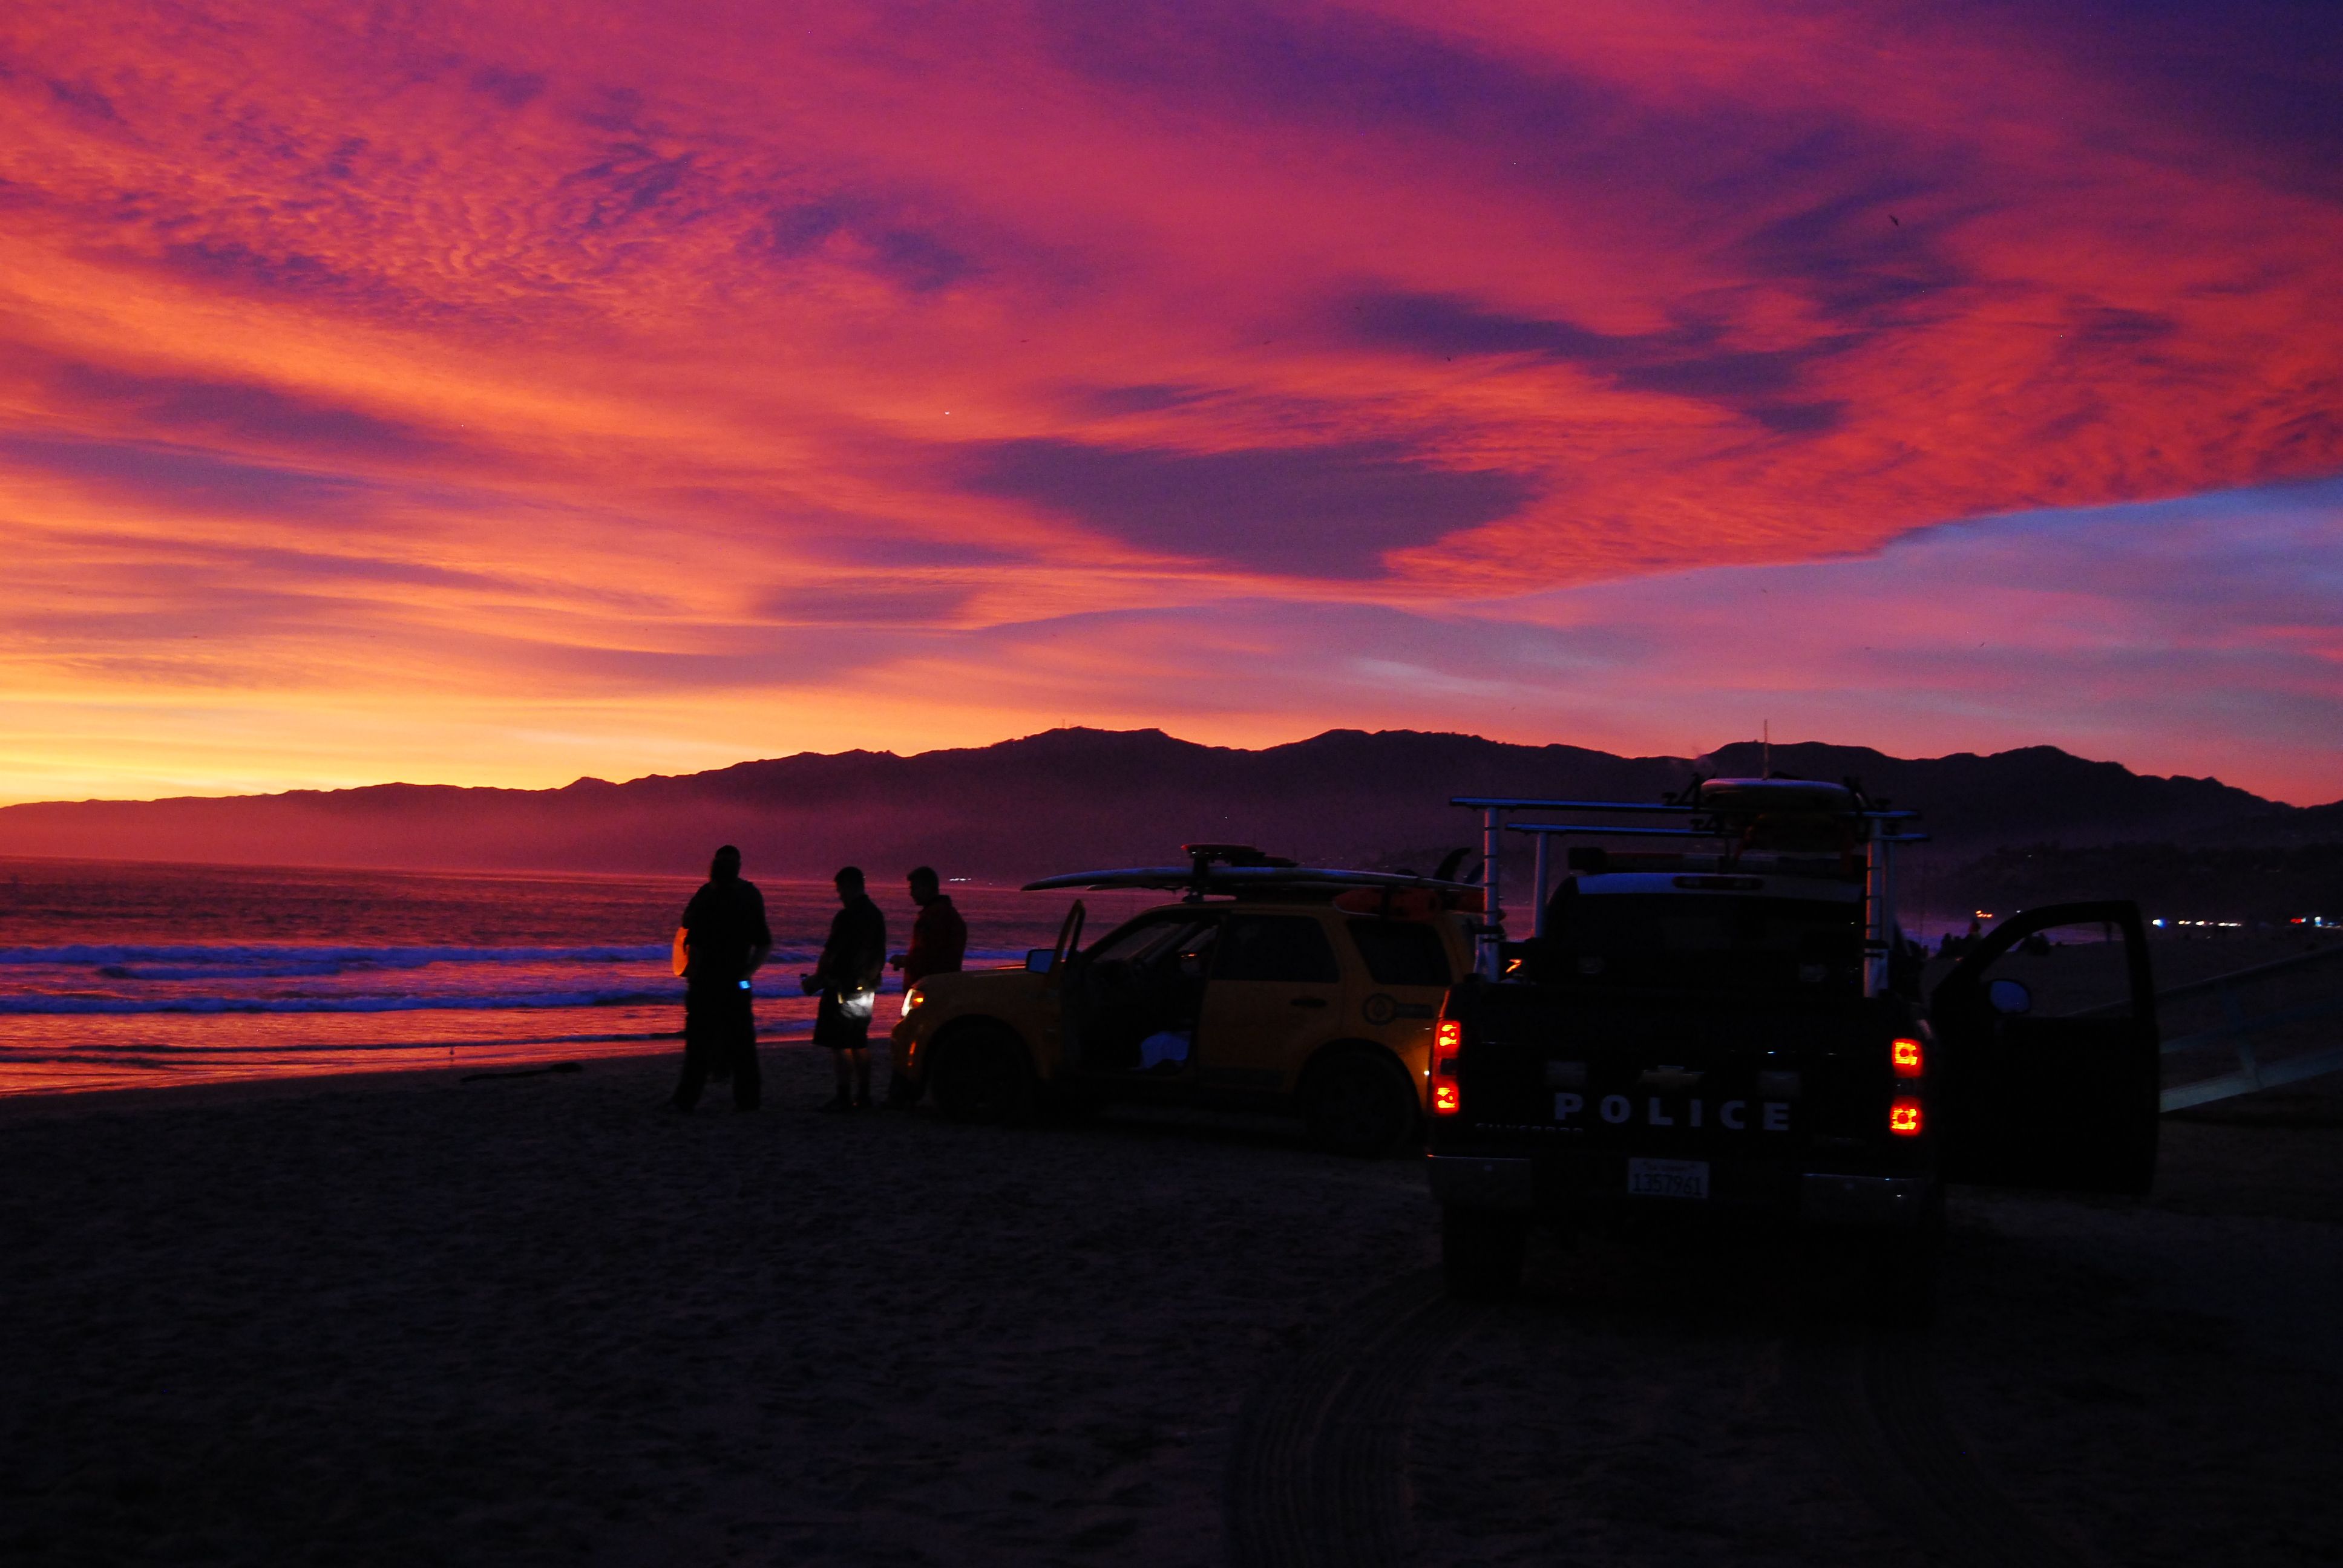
[887,846,1480,1155]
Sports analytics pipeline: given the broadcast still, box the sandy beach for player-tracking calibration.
[2,1047,2338,1567]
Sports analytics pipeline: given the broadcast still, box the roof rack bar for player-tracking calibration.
[1452,794,1918,819]
[1530,829,1551,938]
[1482,804,1504,950]
[1020,866,1479,894]
[1452,796,1696,813]
[1506,824,1714,837]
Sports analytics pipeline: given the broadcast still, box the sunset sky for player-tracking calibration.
[3,1,2339,806]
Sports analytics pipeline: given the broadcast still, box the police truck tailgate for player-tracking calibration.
[1433,978,1921,1217]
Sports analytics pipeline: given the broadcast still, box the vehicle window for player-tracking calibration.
[1213,915,1340,984]
[1347,918,1452,987]
[1973,918,2135,1018]
[1533,888,1861,992]
[1086,915,1215,969]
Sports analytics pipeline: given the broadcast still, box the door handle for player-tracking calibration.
[1290,996,1329,1008]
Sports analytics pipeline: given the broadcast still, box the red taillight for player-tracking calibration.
[1889,1097,1924,1136]
[1891,1037,1924,1078]
[1432,1018,1463,1117]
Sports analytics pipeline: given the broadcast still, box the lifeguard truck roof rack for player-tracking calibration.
[1451,779,1927,995]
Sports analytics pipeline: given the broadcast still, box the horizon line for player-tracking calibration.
[0,724,2318,813]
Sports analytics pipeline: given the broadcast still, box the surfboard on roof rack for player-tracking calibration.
[1021,842,1482,897]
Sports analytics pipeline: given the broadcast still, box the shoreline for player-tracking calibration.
[0,1051,656,1122]
[0,1028,824,1120]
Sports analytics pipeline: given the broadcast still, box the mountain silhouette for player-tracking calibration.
[1,729,2331,886]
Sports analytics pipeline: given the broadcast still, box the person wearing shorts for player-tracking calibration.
[804,865,886,1111]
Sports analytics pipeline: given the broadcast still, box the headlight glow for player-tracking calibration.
[901,984,926,1018]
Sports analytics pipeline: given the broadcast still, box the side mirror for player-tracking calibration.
[1024,948,1055,973]
[1987,976,2032,1016]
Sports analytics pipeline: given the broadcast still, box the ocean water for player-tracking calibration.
[0,858,1152,1096]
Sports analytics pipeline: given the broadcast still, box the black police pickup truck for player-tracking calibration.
[1427,778,2162,1306]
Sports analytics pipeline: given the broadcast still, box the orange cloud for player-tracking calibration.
[0,1,2336,802]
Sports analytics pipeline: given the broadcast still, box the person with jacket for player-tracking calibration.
[667,844,772,1111]
[887,865,968,1102]
[804,864,886,1111]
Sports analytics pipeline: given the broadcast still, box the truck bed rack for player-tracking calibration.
[1450,784,1925,995]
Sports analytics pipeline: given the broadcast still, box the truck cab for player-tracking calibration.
[1428,781,2161,1305]
[890,847,1480,1156]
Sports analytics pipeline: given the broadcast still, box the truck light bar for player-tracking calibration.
[1506,825,1714,936]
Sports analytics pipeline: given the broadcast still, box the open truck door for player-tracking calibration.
[1041,900,1086,980]
[1932,900,2159,1194]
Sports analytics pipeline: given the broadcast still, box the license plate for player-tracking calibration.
[1627,1157,1709,1200]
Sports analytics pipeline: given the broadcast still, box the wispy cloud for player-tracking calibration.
[0,0,2335,802]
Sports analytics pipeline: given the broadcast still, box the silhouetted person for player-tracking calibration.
[804,865,886,1111]
[887,866,968,1103]
[668,844,772,1112]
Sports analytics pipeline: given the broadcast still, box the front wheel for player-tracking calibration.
[1441,1204,1528,1300]
[927,1025,1035,1124]
[1302,1050,1420,1158]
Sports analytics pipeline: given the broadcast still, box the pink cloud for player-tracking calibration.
[0,1,2336,802]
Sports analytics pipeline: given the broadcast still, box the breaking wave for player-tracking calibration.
[0,942,1031,971]
[0,943,676,968]
[0,988,681,1016]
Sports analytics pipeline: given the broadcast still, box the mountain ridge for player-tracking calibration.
[1,727,2333,881]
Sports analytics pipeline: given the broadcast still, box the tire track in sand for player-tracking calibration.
[1223,1269,1478,1568]
[1229,1266,2099,1568]
[1787,1324,2100,1568]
